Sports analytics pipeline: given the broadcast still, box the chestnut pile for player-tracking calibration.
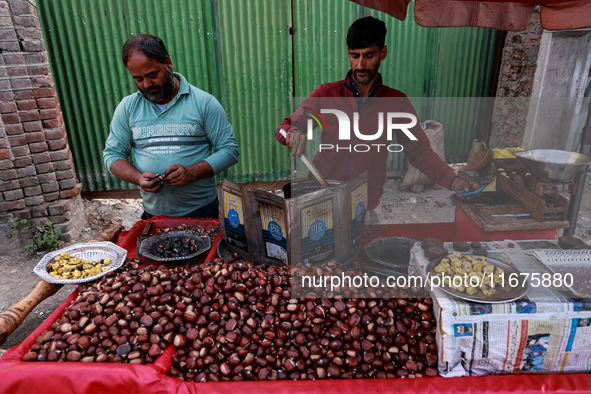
[23,258,439,381]
[23,260,172,364]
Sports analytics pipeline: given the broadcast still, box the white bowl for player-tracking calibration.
[33,242,127,284]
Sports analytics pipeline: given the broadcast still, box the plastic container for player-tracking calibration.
[469,139,487,158]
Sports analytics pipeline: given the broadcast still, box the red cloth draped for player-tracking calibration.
[3,218,591,392]
[350,0,591,31]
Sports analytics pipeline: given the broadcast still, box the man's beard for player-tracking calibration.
[352,60,381,86]
[140,70,177,103]
[353,68,377,85]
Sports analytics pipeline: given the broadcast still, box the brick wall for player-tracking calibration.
[489,8,543,148]
[0,0,85,246]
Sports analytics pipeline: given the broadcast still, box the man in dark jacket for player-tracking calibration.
[276,17,473,221]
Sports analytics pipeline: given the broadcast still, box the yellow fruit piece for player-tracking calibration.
[47,253,110,280]
[431,252,508,298]
[466,286,477,296]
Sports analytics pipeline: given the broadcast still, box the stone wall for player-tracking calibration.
[0,0,85,247]
[489,8,543,149]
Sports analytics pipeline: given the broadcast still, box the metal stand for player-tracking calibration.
[565,102,591,236]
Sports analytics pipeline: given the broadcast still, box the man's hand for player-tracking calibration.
[110,160,165,193]
[139,172,165,193]
[163,164,194,186]
[451,177,480,194]
[287,129,306,158]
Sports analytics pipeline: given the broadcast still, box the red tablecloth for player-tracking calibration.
[0,219,589,393]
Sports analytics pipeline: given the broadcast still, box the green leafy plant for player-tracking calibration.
[11,218,62,254]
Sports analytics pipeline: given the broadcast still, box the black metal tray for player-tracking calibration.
[139,231,211,262]
[364,236,418,269]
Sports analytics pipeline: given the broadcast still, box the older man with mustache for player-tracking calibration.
[104,34,238,219]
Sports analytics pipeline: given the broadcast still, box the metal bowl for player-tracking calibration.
[364,236,418,270]
[467,147,491,171]
[513,149,591,181]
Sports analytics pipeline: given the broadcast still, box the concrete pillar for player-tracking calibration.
[523,29,591,150]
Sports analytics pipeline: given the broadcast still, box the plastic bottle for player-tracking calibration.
[469,139,487,158]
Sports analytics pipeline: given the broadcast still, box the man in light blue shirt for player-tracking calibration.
[103,35,238,218]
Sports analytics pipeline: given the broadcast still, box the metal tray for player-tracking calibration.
[139,231,211,262]
[426,255,529,303]
[542,263,591,298]
[361,260,407,277]
[33,242,127,284]
[216,238,233,260]
[531,249,591,297]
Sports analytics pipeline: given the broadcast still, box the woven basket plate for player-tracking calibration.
[531,249,591,265]
[33,242,127,284]
[531,249,591,297]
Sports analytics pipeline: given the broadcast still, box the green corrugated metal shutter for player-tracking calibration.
[38,0,497,191]
[38,0,225,191]
[218,0,293,183]
[432,27,497,163]
[291,2,497,169]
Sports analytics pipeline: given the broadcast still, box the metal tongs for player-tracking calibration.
[300,153,329,187]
